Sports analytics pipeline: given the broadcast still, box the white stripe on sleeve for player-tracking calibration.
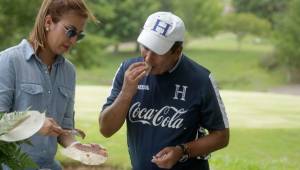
[209,74,229,128]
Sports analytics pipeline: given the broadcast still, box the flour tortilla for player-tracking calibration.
[145,62,152,76]
[0,111,45,142]
[61,145,108,165]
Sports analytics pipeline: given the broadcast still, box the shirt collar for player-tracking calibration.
[53,55,65,65]
[21,39,35,61]
[168,53,183,73]
[21,39,65,65]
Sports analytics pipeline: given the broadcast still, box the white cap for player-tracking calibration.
[137,11,185,55]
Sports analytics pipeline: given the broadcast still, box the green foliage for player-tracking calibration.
[223,13,271,50]
[0,0,40,50]
[159,0,174,11]
[88,0,160,45]
[0,112,3,119]
[67,33,112,68]
[259,51,279,70]
[232,0,290,26]
[274,0,300,81]
[0,110,37,169]
[0,140,37,170]
[75,34,285,91]
[173,0,223,37]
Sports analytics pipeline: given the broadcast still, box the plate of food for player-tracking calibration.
[61,143,108,165]
[0,110,45,142]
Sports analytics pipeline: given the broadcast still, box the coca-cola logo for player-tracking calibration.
[128,102,187,129]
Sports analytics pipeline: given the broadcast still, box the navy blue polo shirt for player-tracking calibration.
[102,54,229,170]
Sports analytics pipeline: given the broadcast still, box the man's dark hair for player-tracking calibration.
[170,41,183,54]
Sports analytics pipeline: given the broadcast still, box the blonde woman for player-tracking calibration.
[0,0,106,169]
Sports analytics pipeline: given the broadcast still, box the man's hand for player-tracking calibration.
[38,117,64,136]
[151,146,182,169]
[122,62,148,96]
[99,62,148,138]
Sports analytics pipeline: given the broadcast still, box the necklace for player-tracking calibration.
[47,65,52,72]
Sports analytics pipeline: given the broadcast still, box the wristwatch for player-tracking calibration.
[176,144,189,162]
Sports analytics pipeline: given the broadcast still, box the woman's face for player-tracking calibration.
[45,11,87,55]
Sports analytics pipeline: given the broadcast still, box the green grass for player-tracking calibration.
[76,33,286,91]
[184,49,284,91]
[211,129,300,170]
[56,85,300,170]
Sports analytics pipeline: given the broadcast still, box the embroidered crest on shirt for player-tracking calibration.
[173,84,188,101]
[137,85,149,90]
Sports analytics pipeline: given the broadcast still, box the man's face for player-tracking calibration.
[140,45,181,75]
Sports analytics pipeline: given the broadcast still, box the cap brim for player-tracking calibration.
[137,30,173,55]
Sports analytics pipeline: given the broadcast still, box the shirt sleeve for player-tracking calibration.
[61,66,76,129]
[199,73,229,130]
[101,62,126,111]
[61,97,75,129]
[0,53,15,113]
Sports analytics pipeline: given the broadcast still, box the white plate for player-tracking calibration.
[0,111,45,142]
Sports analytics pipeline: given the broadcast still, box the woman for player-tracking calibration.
[0,0,106,169]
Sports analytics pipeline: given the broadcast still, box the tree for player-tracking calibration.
[67,33,111,68]
[88,0,160,53]
[172,0,223,37]
[232,0,290,27]
[275,0,300,82]
[223,13,271,51]
[159,0,174,11]
[0,0,40,50]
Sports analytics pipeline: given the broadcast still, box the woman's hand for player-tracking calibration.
[38,117,64,136]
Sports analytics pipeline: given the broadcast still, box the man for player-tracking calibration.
[99,11,229,170]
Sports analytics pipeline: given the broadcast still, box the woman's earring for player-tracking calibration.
[46,27,49,31]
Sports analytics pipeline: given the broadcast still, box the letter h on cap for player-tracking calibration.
[151,19,171,37]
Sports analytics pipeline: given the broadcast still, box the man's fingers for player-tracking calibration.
[128,62,145,71]
[128,66,146,79]
[135,70,146,81]
[155,148,169,158]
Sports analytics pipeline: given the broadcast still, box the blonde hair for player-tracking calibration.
[29,0,96,52]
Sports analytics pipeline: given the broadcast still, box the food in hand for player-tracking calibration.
[144,62,152,76]
[61,143,108,165]
[63,128,86,139]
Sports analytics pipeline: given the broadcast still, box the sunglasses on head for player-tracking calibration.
[63,25,85,41]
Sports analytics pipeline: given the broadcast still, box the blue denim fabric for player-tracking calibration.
[0,39,76,169]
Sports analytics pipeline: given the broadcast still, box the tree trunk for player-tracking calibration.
[135,42,140,53]
[113,44,119,54]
